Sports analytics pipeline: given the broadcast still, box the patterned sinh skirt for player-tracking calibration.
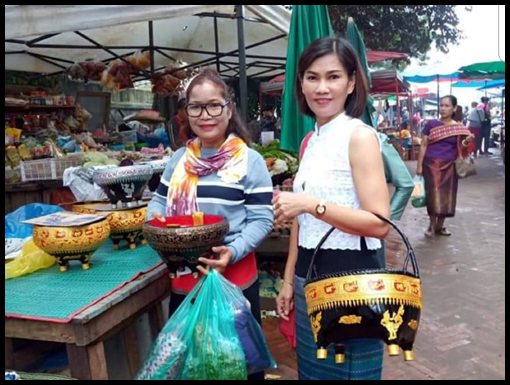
[423,157,459,218]
[295,275,384,380]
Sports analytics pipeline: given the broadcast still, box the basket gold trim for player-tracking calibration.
[339,315,363,325]
[305,274,422,315]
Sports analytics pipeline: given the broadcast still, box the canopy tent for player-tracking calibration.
[452,79,506,89]
[5,5,291,118]
[478,79,506,91]
[402,73,459,83]
[5,5,290,78]
[403,64,463,113]
[370,69,410,95]
[402,63,460,84]
[260,76,286,96]
[367,51,408,64]
[459,61,506,80]
[452,80,491,88]
[414,88,432,97]
[371,69,413,152]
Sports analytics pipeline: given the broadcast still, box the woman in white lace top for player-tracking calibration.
[273,36,390,380]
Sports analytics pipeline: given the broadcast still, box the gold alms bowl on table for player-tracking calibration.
[72,203,147,250]
[33,219,111,272]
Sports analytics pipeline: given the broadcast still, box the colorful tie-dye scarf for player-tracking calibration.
[166,135,248,216]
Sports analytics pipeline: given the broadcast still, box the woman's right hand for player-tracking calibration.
[276,281,294,321]
[465,134,476,145]
[150,212,166,223]
[416,165,423,176]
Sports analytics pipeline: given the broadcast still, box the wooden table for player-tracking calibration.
[5,265,171,380]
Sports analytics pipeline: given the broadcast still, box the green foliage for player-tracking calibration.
[328,5,463,61]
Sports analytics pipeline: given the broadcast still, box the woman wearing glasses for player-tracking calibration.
[147,70,273,380]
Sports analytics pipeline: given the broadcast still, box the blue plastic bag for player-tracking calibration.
[230,282,277,375]
[137,131,170,149]
[5,204,64,239]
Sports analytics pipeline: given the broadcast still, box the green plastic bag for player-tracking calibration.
[136,270,248,380]
[411,176,427,208]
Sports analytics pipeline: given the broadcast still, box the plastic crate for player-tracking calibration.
[20,155,83,182]
[119,130,138,144]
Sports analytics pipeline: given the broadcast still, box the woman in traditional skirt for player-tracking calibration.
[272,37,391,380]
[417,95,474,238]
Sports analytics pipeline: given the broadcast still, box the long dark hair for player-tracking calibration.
[441,95,458,120]
[183,69,252,145]
[295,36,369,119]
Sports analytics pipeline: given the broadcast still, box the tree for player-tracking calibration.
[328,5,463,60]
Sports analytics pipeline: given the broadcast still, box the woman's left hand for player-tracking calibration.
[272,192,317,224]
[198,246,233,274]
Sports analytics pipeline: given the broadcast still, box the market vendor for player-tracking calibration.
[167,98,188,151]
[147,69,274,381]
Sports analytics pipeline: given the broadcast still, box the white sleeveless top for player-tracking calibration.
[293,113,382,251]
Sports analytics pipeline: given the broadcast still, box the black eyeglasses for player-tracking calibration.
[185,101,231,118]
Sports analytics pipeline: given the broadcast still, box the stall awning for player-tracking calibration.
[5,5,291,79]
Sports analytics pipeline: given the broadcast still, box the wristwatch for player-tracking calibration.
[315,199,327,216]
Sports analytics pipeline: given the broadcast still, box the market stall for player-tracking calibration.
[5,6,292,214]
[370,69,417,160]
[5,7,292,379]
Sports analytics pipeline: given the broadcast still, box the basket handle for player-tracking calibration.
[306,214,420,281]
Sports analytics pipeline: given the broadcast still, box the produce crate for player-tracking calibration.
[20,155,83,182]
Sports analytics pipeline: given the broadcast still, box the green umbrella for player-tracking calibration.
[280,5,334,152]
[459,61,506,80]
[346,17,375,127]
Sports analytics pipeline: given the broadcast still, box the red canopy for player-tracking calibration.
[367,51,408,64]
[414,88,430,96]
[371,69,410,94]
[269,74,285,84]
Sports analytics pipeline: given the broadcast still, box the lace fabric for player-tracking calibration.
[294,115,382,251]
